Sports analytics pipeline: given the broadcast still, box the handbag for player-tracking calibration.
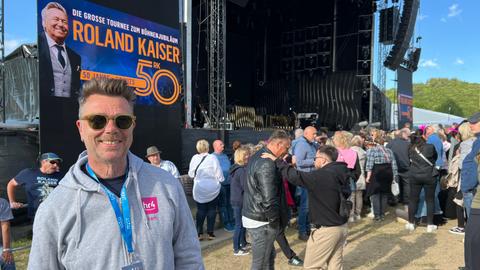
[414,147,438,176]
[193,155,208,179]
[391,178,400,196]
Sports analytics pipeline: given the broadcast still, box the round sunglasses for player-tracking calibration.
[80,114,136,130]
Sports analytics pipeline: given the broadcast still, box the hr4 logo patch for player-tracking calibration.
[142,197,159,215]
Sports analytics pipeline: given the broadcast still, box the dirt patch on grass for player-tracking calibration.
[202,211,464,270]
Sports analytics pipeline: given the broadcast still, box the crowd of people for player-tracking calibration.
[1,77,479,269]
[185,119,480,269]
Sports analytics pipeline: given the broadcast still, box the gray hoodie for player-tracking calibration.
[28,151,204,270]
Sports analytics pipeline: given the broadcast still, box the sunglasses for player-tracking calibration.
[80,114,136,130]
[49,160,60,165]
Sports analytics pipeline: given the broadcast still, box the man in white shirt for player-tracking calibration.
[146,146,180,179]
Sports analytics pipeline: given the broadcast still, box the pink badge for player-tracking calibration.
[142,197,159,215]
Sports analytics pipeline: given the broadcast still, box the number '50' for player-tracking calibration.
[134,59,181,105]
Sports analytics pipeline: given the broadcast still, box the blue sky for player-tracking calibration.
[5,0,479,87]
[383,1,479,87]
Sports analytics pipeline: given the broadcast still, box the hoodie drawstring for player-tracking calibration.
[75,188,82,248]
[131,169,150,230]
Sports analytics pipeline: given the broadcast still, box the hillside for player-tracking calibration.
[385,78,480,118]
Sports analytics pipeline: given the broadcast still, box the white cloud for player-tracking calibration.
[455,58,464,65]
[5,39,24,55]
[440,17,447,23]
[420,59,439,68]
[448,4,462,17]
[418,14,428,21]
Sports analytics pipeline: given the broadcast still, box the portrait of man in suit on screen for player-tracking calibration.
[39,2,82,98]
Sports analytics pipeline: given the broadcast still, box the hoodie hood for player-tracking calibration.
[60,150,145,192]
[59,150,150,251]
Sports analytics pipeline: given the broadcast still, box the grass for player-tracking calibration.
[11,238,31,270]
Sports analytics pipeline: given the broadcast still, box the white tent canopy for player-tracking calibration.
[391,104,465,128]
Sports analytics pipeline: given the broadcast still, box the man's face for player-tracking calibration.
[147,153,161,165]
[40,159,61,174]
[76,94,134,167]
[304,127,317,142]
[271,138,291,158]
[43,7,69,44]
[313,152,328,169]
[469,122,480,134]
[213,140,225,153]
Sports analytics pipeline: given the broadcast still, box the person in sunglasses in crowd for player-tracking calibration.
[7,152,64,221]
[28,78,203,269]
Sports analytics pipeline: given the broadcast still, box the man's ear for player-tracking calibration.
[76,120,84,142]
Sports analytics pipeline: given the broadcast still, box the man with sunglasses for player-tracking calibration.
[7,152,64,221]
[28,78,203,270]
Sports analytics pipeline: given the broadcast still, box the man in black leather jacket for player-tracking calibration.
[242,130,290,269]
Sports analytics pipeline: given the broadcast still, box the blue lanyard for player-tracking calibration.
[86,163,134,254]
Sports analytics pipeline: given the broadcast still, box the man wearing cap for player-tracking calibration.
[461,113,480,270]
[7,153,64,220]
[461,112,480,218]
[146,146,180,179]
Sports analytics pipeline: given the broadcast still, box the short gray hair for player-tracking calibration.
[78,78,136,117]
[268,130,291,142]
[41,2,67,26]
[429,124,441,134]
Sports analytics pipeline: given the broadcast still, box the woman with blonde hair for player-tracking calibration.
[351,135,367,221]
[229,146,250,255]
[188,139,224,240]
[448,122,477,235]
[333,131,361,222]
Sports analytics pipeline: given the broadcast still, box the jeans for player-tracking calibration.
[0,257,16,270]
[415,179,442,218]
[276,226,296,260]
[408,179,436,225]
[464,191,474,218]
[196,196,219,234]
[398,172,410,205]
[248,224,279,270]
[464,208,480,270]
[370,193,388,218]
[232,206,247,252]
[297,187,309,235]
[219,185,235,229]
[350,190,363,216]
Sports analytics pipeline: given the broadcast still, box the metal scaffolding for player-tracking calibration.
[0,0,5,123]
[198,0,227,129]
[207,0,226,129]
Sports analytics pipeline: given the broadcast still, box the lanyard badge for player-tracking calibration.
[86,163,143,269]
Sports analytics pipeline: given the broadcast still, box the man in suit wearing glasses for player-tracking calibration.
[7,152,64,221]
[28,78,203,269]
